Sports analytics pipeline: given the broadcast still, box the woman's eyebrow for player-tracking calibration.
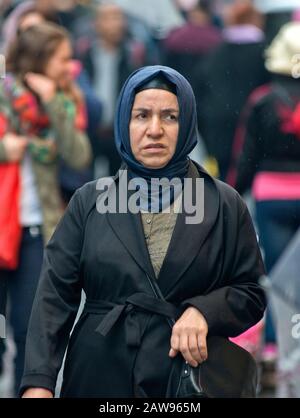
[161,108,179,113]
[132,107,179,113]
[132,107,150,112]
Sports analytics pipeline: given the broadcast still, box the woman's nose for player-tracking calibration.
[147,116,163,137]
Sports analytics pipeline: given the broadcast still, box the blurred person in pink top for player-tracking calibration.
[228,22,300,375]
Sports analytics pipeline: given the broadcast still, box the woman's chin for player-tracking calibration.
[142,162,168,170]
[139,157,171,170]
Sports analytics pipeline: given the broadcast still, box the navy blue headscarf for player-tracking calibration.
[114,65,199,210]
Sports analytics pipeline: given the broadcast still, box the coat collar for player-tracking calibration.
[105,160,220,296]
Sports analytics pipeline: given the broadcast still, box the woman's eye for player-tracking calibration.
[166,114,178,121]
[137,113,147,120]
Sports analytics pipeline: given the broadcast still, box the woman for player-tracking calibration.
[228,22,300,368]
[1,1,101,202]
[20,66,266,398]
[0,22,91,395]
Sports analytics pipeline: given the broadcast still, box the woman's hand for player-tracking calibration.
[2,133,28,162]
[169,306,208,367]
[22,388,54,398]
[25,73,56,103]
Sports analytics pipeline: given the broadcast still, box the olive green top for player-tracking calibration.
[140,191,182,278]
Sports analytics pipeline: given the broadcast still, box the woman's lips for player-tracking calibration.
[143,144,166,153]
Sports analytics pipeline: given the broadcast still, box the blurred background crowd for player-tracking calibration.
[1,0,300,398]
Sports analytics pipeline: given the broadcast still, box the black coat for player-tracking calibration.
[232,75,300,194]
[197,41,270,180]
[20,161,266,397]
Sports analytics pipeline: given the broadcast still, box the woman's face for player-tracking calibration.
[44,39,72,87]
[129,89,179,169]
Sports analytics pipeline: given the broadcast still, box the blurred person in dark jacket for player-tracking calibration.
[77,1,152,177]
[163,0,222,108]
[198,0,270,181]
[163,0,222,176]
[228,22,300,367]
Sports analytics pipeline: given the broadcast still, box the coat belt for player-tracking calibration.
[84,292,180,347]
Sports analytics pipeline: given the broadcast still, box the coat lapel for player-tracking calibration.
[105,169,157,281]
[156,161,220,295]
[105,161,220,295]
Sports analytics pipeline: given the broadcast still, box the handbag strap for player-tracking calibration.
[144,272,196,382]
[144,273,176,329]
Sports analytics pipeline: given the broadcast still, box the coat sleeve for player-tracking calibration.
[181,197,267,338]
[19,188,86,396]
[44,94,92,170]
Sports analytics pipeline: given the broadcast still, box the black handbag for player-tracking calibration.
[144,273,258,398]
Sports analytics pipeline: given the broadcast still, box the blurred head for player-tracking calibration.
[223,0,263,29]
[187,0,213,26]
[95,2,127,47]
[34,0,57,16]
[265,22,300,78]
[130,77,179,169]
[6,22,72,87]
[18,9,45,30]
